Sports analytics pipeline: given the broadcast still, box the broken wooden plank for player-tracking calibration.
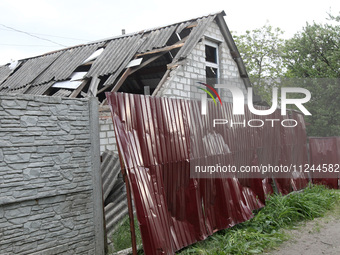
[136,42,185,57]
[69,79,88,98]
[100,98,108,107]
[97,53,166,95]
[87,76,100,97]
[151,69,171,96]
[96,68,132,95]
[110,68,133,93]
[167,59,187,70]
[186,21,198,29]
[135,36,188,57]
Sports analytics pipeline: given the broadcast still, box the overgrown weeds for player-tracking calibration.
[111,215,142,252]
[177,184,340,254]
[111,185,339,254]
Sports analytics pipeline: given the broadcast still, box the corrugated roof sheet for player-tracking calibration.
[101,150,121,200]
[176,20,193,34]
[106,92,308,254]
[0,65,12,84]
[1,51,63,90]
[0,11,248,98]
[138,25,177,53]
[31,42,104,85]
[102,37,146,86]
[100,150,129,240]
[7,85,28,94]
[25,82,54,95]
[52,89,72,97]
[86,35,143,78]
[175,15,215,61]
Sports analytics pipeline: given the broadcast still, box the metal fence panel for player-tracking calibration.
[106,92,309,254]
[309,137,340,189]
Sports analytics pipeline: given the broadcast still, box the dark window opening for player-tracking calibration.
[206,66,218,79]
[205,45,217,63]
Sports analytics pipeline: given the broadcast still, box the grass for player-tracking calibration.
[111,215,142,252]
[177,184,340,254]
[110,184,340,254]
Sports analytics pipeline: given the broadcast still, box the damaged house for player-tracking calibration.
[0,11,251,153]
[1,11,315,254]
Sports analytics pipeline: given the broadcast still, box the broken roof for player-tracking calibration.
[0,11,249,103]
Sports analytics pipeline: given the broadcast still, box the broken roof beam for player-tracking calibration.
[151,69,170,96]
[87,76,100,97]
[69,79,88,98]
[108,68,132,93]
[97,35,189,96]
[135,36,188,57]
[97,52,167,95]
[185,21,198,29]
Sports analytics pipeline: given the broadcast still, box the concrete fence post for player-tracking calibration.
[89,97,105,255]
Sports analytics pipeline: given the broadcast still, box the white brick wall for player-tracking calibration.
[99,114,118,154]
[159,20,248,103]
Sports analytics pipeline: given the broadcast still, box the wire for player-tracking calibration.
[0,27,89,41]
[0,24,68,47]
[0,43,58,47]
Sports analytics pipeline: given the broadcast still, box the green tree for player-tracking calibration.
[284,16,340,136]
[234,17,340,137]
[233,24,285,103]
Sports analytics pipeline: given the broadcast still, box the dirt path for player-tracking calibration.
[265,202,340,255]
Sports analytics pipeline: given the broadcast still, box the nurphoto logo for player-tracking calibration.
[196,81,311,128]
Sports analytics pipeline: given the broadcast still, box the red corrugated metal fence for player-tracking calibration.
[309,137,340,189]
[106,92,309,254]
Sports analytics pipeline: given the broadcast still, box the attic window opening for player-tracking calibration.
[205,40,219,78]
[205,45,217,64]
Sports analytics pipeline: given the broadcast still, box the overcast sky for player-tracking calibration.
[0,0,339,66]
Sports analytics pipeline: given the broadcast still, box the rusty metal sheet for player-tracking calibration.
[309,137,340,189]
[106,93,309,254]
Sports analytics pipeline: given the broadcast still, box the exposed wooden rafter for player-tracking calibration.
[87,76,100,97]
[151,69,171,96]
[135,36,188,57]
[97,52,168,95]
[69,79,88,98]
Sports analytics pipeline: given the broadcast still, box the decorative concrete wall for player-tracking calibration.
[0,94,104,255]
